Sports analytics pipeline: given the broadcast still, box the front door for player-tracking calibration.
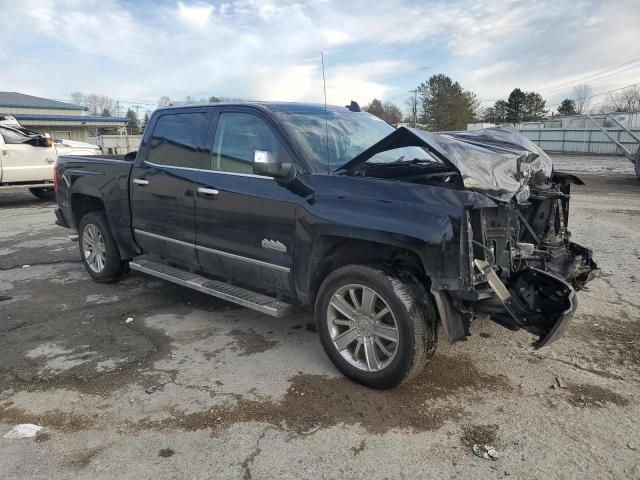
[194,109,301,294]
[130,109,210,267]
[0,126,54,183]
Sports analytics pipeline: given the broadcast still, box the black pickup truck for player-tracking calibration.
[54,102,597,388]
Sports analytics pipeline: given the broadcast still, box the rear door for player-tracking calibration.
[194,107,301,294]
[130,109,210,267]
[0,126,54,183]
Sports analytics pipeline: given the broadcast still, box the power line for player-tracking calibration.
[537,57,640,95]
[546,81,640,107]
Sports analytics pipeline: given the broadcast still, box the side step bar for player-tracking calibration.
[129,257,293,318]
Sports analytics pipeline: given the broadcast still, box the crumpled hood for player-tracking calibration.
[338,125,553,203]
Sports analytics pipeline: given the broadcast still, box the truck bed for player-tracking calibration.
[55,154,138,259]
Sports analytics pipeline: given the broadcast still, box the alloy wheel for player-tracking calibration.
[82,224,107,273]
[327,284,399,372]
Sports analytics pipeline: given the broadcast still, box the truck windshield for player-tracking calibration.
[277,110,438,172]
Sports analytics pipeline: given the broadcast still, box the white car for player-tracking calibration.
[0,114,100,199]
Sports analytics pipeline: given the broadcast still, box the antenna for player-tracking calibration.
[321,51,330,172]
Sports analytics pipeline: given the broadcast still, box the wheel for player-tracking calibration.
[315,264,438,389]
[79,211,127,282]
[29,187,55,200]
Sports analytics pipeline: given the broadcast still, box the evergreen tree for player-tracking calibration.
[506,88,527,124]
[557,99,577,115]
[417,74,477,130]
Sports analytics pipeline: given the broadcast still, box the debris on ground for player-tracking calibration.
[302,424,321,435]
[159,448,175,458]
[21,265,30,268]
[629,442,637,451]
[125,317,133,324]
[2,424,44,439]
[555,377,567,389]
[145,385,159,394]
[473,444,499,460]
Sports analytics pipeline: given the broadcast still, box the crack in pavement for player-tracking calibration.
[242,428,269,480]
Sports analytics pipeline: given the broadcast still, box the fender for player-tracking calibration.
[292,174,495,303]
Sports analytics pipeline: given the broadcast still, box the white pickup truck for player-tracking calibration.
[0,114,101,199]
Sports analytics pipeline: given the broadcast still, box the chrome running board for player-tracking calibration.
[129,257,293,318]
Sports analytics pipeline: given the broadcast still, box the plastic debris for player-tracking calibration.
[145,385,159,394]
[302,424,321,435]
[555,376,567,389]
[125,317,133,324]
[3,424,44,439]
[473,444,499,460]
[628,441,637,451]
[21,265,31,268]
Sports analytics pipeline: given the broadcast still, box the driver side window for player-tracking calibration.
[210,112,285,174]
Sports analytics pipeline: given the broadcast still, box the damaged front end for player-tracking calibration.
[338,125,598,348]
[468,173,598,347]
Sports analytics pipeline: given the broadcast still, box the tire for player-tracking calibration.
[29,187,55,200]
[79,211,127,282]
[315,264,438,389]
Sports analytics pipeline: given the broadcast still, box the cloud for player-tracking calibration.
[175,1,215,27]
[1,0,638,113]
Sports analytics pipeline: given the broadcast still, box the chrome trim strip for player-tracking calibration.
[134,229,290,273]
[143,161,271,180]
[133,178,149,185]
[134,229,194,249]
[196,244,290,273]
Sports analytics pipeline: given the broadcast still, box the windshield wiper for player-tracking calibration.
[384,157,435,166]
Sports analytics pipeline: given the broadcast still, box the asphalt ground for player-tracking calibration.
[0,158,639,479]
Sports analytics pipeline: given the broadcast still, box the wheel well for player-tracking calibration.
[308,236,427,304]
[71,194,105,228]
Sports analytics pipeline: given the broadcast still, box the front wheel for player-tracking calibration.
[79,212,127,282]
[29,187,55,200]
[315,264,438,389]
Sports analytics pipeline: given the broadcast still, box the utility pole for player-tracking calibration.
[409,89,418,127]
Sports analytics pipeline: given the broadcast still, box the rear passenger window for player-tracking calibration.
[210,112,286,174]
[147,112,207,168]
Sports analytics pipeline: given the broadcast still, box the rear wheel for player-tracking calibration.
[29,187,55,200]
[315,264,437,389]
[79,212,127,282]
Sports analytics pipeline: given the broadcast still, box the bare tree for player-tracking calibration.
[70,91,84,106]
[68,92,115,116]
[605,85,640,113]
[158,96,172,107]
[572,84,592,114]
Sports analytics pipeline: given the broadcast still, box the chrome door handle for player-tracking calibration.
[133,178,149,186]
[197,187,219,196]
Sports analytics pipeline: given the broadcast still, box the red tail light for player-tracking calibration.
[53,164,59,195]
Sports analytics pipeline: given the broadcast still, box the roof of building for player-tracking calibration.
[0,92,87,111]
[14,114,129,124]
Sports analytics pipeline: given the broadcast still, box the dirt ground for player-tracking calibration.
[1,157,639,479]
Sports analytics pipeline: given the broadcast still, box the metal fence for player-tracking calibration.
[519,128,640,155]
[89,135,142,155]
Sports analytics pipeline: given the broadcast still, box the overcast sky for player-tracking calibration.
[2,0,639,113]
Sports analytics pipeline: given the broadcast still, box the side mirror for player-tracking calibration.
[253,150,296,183]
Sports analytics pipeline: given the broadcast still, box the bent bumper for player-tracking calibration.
[474,243,596,348]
